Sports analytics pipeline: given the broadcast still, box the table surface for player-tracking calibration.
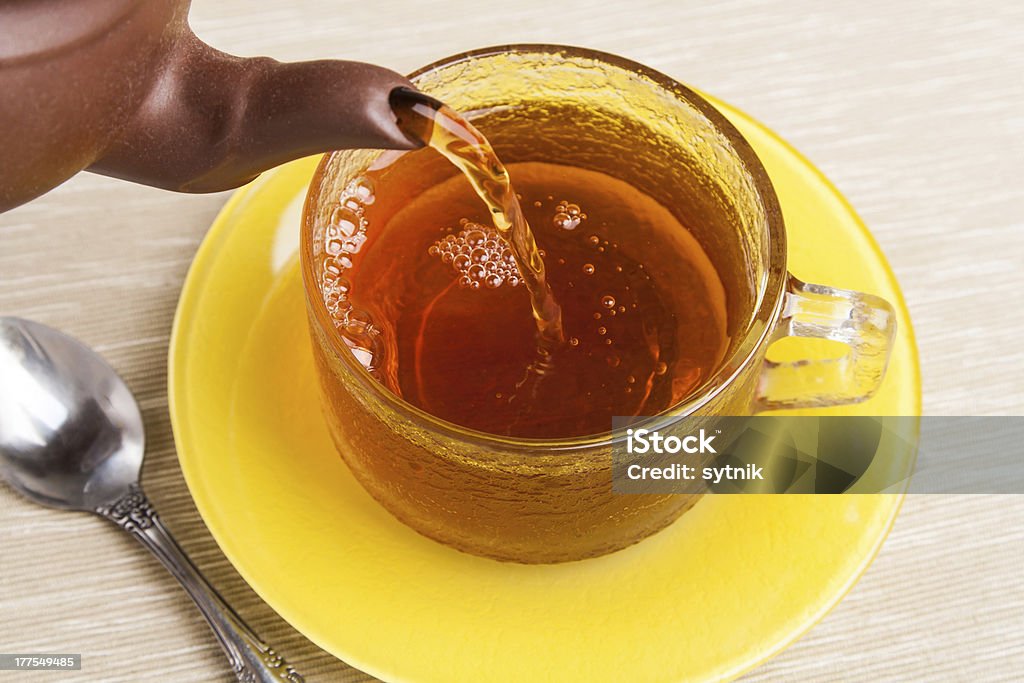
[2,1,1022,681]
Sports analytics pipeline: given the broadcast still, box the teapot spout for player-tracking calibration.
[89,34,421,193]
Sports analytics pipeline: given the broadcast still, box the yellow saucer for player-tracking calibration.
[170,97,920,682]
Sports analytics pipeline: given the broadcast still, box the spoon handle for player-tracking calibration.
[97,485,304,683]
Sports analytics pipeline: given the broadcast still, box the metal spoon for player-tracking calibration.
[0,317,303,683]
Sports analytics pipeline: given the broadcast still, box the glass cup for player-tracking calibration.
[300,45,896,563]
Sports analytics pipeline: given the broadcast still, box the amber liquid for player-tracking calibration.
[317,100,730,438]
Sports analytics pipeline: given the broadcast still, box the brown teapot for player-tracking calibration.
[0,0,421,213]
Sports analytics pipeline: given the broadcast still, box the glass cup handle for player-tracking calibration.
[754,275,897,411]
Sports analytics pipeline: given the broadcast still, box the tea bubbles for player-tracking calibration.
[319,175,381,371]
[430,222,522,289]
[321,176,376,321]
[553,200,586,231]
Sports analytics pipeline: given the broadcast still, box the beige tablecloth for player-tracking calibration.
[1,1,1022,680]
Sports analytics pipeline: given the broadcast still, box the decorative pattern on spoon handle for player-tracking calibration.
[97,485,304,683]
[97,484,157,532]
[232,642,305,683]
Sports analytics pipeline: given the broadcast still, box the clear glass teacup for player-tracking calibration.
[301,45,895,563]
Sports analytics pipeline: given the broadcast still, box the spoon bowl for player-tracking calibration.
[0,317,143,510]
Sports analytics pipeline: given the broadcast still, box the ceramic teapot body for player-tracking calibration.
[0,0,417,212]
